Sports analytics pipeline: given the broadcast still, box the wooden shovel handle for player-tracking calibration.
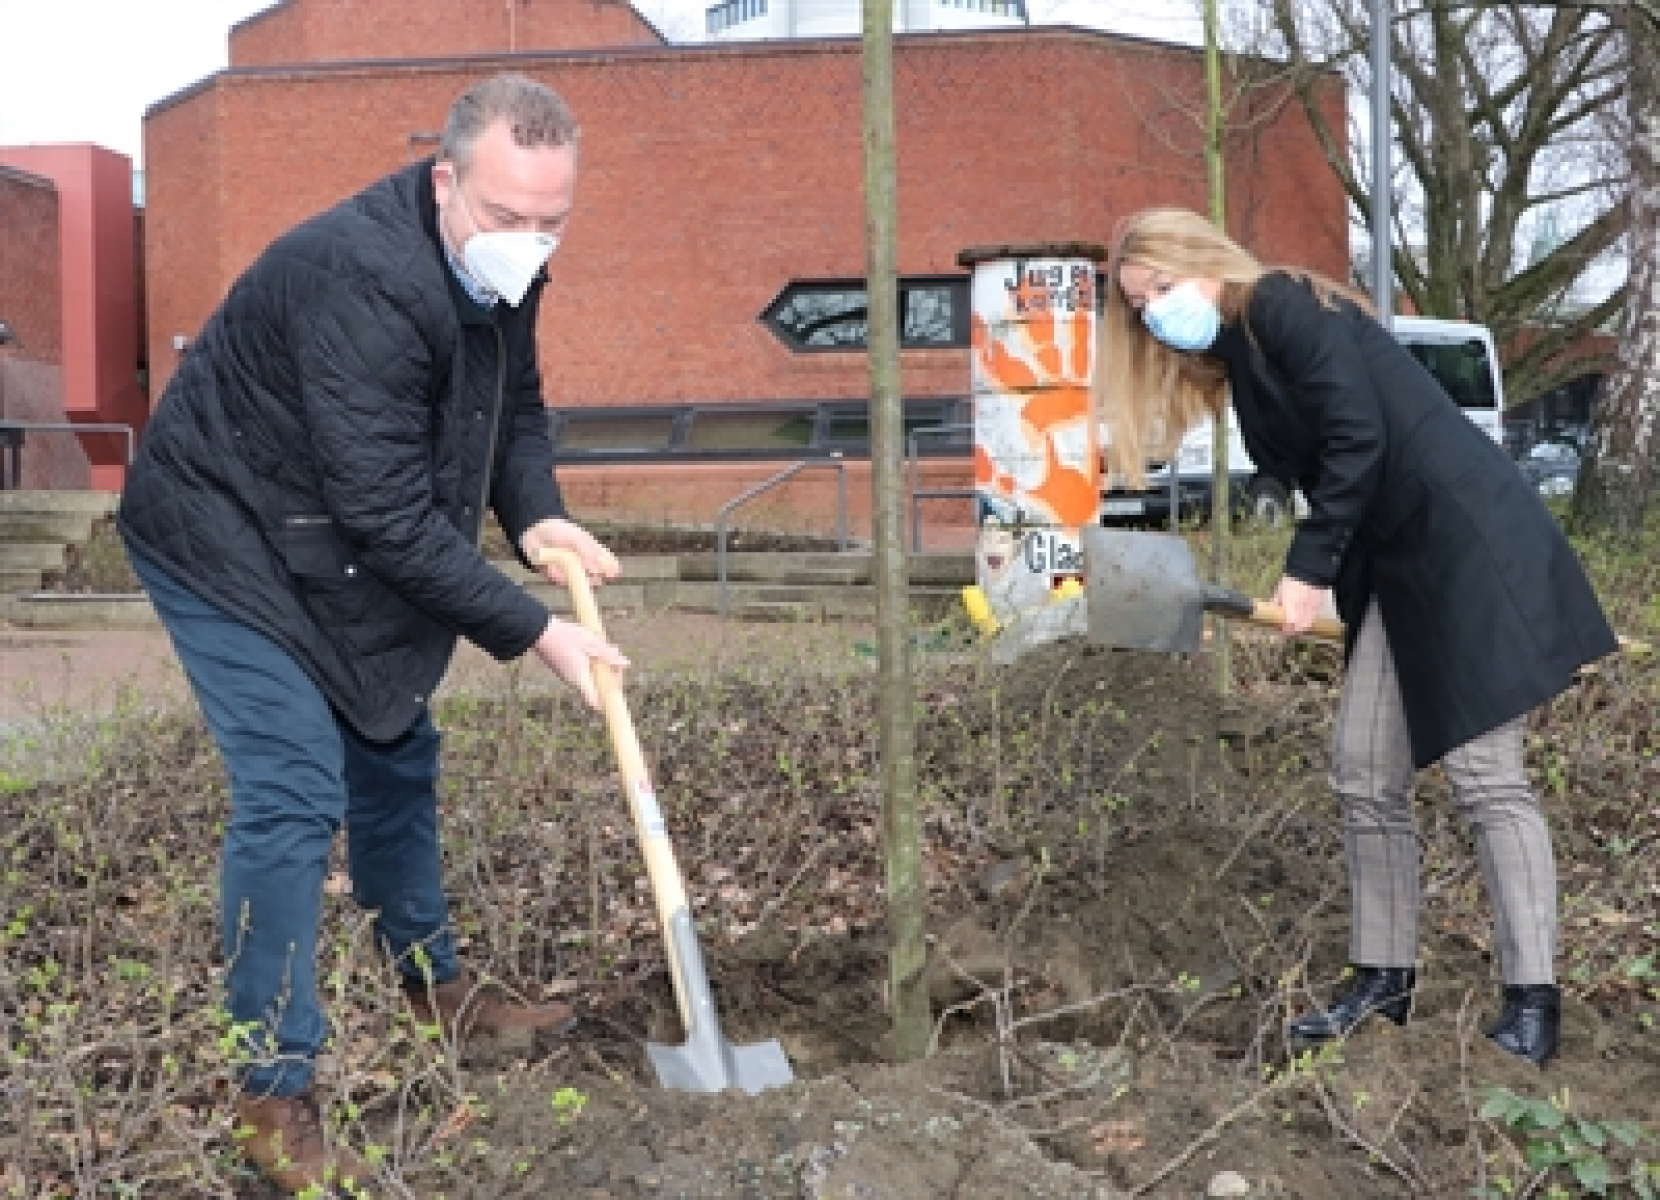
[1240,601,1347,643]
[1238,603,1651,658]
[533,548,695,1027]
[1241,600,1650,657]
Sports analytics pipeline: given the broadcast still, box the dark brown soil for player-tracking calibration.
[7,541,1659,1199]
[380,645,1657,1200]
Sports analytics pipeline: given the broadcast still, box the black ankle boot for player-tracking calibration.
[1289,966,1415,1042]
[1488,984,1560,1066]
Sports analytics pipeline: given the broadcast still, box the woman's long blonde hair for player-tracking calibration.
[1094,207,1365,488]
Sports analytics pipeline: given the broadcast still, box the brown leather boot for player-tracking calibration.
[402,972,577,1045]
[234,1090,375,1196]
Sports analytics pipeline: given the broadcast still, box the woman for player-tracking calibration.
[1096,207,1617,1066]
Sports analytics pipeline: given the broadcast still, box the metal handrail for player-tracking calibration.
[715,453,848,617]
[906,423,974,552]
[0,420,135,490]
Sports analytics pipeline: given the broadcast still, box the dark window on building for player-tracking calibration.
[684,407,816,454]
[941,0,1028,13]
[820,401,970,452]
[761,277,970,351]
[550,409,682,455]
[707,0,767,35]
[549,399,971,464]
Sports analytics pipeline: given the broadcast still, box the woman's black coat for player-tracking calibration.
[119,159,564,743]
[1209,272,1617,767]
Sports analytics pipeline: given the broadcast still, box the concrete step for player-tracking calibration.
[1,555,972,629]
[0,568,45,593]
[0,592,158,630]
[0,490,120,518]
[667,580,962,619]
[0,511,97,543]
[729,599,820,622]
[0,492,121,603]
[907,552,976,586]
[490,554,684,585]
[675,550,973,586]
[0,542,67,571]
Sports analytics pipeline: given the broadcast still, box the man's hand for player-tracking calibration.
[532,615,629,709]
[1271,576,1332,637]
[519,518,621,587]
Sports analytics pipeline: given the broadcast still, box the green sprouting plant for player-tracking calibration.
[4,903,33,943]
[216,1016,268,1065]
[1477,1085,1655,1198]
[1606,833,1640,857]
[551,1086,588,1127]
[1541,753,1570,798]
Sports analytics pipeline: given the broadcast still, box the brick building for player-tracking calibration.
[0,147,144,490]
[9,0,1350,532]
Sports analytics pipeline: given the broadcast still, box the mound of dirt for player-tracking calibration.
[8,621,1655,1199]
[363,647,1660,1198]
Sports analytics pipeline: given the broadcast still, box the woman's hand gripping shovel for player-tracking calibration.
[535,549,796,1095]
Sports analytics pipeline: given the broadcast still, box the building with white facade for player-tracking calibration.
[707,0,1027,40]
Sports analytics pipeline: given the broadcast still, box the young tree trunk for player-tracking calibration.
[1570,16,1660,537]
[861,0,930,1063]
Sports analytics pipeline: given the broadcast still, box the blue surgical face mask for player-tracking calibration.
[1142,282,1220,352]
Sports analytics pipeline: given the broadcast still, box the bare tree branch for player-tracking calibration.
[1258,0,1626,405]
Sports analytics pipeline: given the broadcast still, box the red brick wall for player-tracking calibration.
[229,0,662,67]
[144,81,228,389]
[0,165,77,486]
[0,165,64,363]
[557,457,977,546]
[145,29,1348,405]
[0,146,146,488]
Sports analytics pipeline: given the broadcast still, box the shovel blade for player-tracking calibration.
[644,907,796,1095]
[647,1034,796,1096]
[1079,527,1206,653]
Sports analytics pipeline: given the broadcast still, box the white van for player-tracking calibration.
[1099,316,1507,526]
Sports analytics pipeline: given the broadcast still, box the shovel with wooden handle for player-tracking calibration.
[535,548,795,1095]
[1076,528,1655,659]
[1079,527,1345,653]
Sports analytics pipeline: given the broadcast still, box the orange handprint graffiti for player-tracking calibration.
[970,260,1099,530]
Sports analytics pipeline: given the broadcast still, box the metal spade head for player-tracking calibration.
[646,908,795,1095]
[1079,526,1209,652]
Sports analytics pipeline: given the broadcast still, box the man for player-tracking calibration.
[119,73,626,1194]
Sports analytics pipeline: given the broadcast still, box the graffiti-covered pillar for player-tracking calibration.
[955,242,1106,628]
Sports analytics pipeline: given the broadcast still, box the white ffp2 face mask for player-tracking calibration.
[462,231,558,308]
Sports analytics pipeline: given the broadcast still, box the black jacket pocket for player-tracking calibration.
[279,517,359,580]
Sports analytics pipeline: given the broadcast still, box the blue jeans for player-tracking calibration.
[130,550,459,1096]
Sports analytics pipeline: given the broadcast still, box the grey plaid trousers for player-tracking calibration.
[1330,601,1558,986]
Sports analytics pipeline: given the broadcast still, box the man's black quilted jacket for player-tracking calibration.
[120,159,565,742]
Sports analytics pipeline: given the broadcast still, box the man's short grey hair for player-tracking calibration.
[439,73,579,170]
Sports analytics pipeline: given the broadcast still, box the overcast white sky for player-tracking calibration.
[0,0,1199,168]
